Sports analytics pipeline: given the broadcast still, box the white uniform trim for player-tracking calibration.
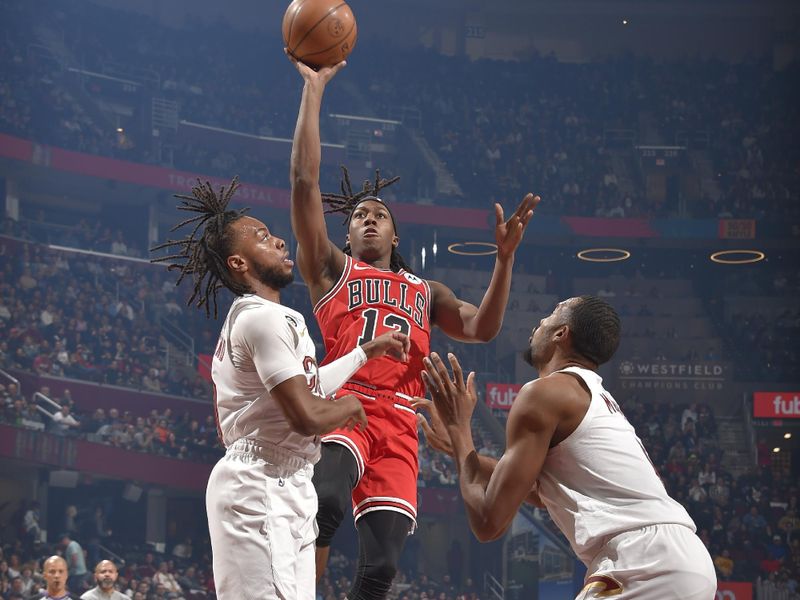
[393,403,416,416]
[354,505,417,525]
[321,434,365,481]
[313,254,353,314]
[353,495,417,516]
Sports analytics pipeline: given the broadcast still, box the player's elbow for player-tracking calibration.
[474,329,498,343]
[467,325,499,344]
[289,164,318,189]
[472,515,508,543]
[474,523,506,543]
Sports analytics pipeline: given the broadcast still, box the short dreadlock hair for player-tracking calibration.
[150,177,250,318]
[322,166,412,273]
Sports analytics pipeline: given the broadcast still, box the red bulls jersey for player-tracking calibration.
[314,254,432,398]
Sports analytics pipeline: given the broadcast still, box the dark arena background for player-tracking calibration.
[0,0,798,598]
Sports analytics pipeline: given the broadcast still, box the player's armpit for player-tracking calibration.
[525,482,546,509]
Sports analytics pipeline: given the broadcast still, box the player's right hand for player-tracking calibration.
[285,48,346,87]
[361,331,410,362]
[338,394,368,431]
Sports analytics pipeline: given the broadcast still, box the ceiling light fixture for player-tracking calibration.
[576,248,631,263]
[709,250,765,265]
[447,242,498,256]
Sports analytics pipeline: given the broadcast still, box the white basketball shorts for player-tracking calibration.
[206,439,318,600]
[576,523,717,600]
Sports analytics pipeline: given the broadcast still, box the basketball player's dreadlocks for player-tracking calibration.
[150,177,249,318]
[322,166,413,273]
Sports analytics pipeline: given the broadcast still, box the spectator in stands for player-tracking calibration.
[153,419,170,449]
[142,369,161,393]
[22,500,41,549]
[61,533,89,593]
[51,404,81,436]
[133,426,155,454]
[176,566,203,595]
[779,509,800,536]
[18,564,36,598]
[136,553,156,580]
[85,507,113,567]
[170,538,193,563]
[714,548,734,580]
[688,478,709,503]
[62,505,80,537]
[4,383,23,406]
[697,463,717,487]
[109,232,128,257]
[743,506,769,536]
[80,560,128,600]
[83,409,107,437]
[152,562,183,599]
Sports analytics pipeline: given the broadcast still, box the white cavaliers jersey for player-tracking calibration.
[211,295,325,462]
[536,366,696,564]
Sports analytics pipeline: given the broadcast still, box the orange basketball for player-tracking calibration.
[282,0,357,70]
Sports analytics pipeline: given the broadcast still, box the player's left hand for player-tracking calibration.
[421,352,477,435]
[411,397,454,457]
[494,193,539,260]
[361,331,410,362]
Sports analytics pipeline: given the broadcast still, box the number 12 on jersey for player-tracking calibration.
[357,308,411,345]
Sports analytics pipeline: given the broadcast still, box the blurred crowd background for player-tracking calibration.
[0,0,797,598]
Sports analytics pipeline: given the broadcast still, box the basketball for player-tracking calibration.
[283,0,357,70]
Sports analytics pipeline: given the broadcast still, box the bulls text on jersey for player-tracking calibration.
[346,277,426,329]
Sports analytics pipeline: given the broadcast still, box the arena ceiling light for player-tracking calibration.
[576,248,631,263]
[447,242,498,256]
[709,250,765,265]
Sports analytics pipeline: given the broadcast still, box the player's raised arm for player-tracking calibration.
[422,352,556,541]
[288,54,347,295]
[429,193,539,342]
[414,395,545,508]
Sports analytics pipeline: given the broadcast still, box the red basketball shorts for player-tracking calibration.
[321,382,419,528]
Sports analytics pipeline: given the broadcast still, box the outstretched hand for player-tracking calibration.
[494,193,539,260]
[285,48,346,87]
[361,331,410,362]
[412,397,454,457]
[421,352,477,436]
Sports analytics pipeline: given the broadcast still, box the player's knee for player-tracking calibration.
[364,555,397,584]
[314,444,359,547]
[315,479,350,546]
[353,556,397,600]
